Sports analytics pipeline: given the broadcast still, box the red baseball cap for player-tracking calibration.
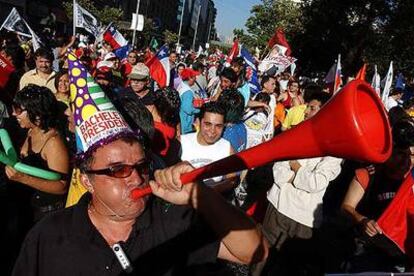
[180,68,199,81]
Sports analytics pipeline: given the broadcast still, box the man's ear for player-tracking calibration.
[193,117,200,131]
[80,173,94,193]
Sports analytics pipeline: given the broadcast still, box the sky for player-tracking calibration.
[214,0,262,42]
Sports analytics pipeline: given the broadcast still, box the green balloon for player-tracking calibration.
[0,151,16,166]
[0,129,18,162]
[14,162,61,181]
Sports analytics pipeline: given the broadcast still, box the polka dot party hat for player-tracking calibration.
[67,52,133,157]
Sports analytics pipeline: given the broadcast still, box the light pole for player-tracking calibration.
[132,0,141,47]
[177,0,186,48]
[192,2,201,50]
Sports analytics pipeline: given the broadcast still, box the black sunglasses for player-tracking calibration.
[85,161,150,178]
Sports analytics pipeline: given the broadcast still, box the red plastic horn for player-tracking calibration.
[131,80,392,199]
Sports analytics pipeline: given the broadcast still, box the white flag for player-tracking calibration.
[74,2,100,37]
[381,61,393,105]
[370,64,381,96]
[0,8,42,51]
[196,45,203,57]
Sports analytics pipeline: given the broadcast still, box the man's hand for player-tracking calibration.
[360,218,383,237]
[149,162,199,206]
[5,166,27,183]
[289,160,301,173]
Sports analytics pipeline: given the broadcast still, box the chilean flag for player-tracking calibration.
[145,45,170,88]
[103,23,128,50]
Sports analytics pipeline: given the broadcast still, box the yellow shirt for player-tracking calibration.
[65,168,87,207]
[19,69,56,93]
[282,104,307,130]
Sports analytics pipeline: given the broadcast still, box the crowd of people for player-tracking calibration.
[1,30,414,276]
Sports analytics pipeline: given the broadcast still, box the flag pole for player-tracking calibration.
[73,0,76,36]
[132,0,141,48]
[177,0,186,49]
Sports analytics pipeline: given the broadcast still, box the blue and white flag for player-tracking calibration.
[240,46,260,94]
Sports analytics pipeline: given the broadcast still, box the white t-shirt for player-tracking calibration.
[181,132,231,186]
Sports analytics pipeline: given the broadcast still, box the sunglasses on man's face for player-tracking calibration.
[85,161,151,178]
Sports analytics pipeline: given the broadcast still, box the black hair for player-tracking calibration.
[231,57,244,67]
[254,92,271,105]
[390,87,404,96]
[33,47,54,62]
[192,61,204,72]
[154,87,181,127]
[302,83,323,103]
[217,89,244,123]
[54,69,69,90]
[177,63,186,70]
[13,84,61,131]
[288,79,300,88]
[403,97,414,110]
[306,92,331,106]
[260,75,276,88]
[199,102,226,123]
[220,67,238,84]
[2,45,25,70]
[388,106,411,126]
[392,119,414,149]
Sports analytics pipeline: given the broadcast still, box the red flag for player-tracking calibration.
[226,38,239,64]
[378,171,414,257]
[0,55,15,89]
[268,28,291,56]
[355,63,367,81]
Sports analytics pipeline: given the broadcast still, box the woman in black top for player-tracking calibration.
[6,84,70,221]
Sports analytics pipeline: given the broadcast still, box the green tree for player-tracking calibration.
[63,0,123,25]
[295,0,391,76]
[163,30,178,45]
[234,0,303,51]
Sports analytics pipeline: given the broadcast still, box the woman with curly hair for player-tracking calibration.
[54,70,70,106]
[6,84,70,221]
[149,87,181,165]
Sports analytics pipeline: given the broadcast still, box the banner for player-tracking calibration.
[258,48,297,74]
[74,2,100,37]
[130,13,144,31]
